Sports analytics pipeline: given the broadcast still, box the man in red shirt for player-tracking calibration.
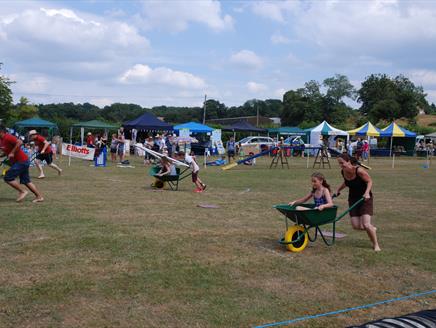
[0,125,43,202]
[28,130,62,179]
[86,132,94,147]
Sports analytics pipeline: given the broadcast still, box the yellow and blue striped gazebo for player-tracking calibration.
[348,122,381,137]
[380,122,416,157]
[380,122,416,138]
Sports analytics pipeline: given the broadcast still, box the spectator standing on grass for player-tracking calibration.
[356,137,363,160]
[362,140,369,161]
[110,134,118,162]
[336,153,380,252]
[86,132,94,147]
[348,142,354,156]
[144,136,154,164]
[0,125,44,203]
[28,130,62,179]
[117,128,125,163]
[226,136,236,163]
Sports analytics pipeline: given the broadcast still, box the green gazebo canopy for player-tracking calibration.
[268,126,305,135]
[14,117,57,129]
[72,120,118,129]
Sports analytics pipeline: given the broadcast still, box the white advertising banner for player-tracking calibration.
[211,129,222,144]
[62,143,95,161]
[179,128,190,138]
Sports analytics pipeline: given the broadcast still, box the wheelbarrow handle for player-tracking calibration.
[333,197,365,223]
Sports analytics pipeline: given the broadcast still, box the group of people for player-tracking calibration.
[289,153,381,251]
[0,125,60,203]
[109,128,126,163]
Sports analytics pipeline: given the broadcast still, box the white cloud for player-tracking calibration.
[425,90,436,103]
[0,6,149,72]
[247,81,268,93]
[12,75,50,94]
[275,88,286,98]
[286,53,302,65]
[271,33,290,44]
[141,0,233,32]
[408,70,436,86]
[230,50,263,70]
[293,1,436,54]
[91,98,113,108]
[251,1,298,23]
[120,64,206,89]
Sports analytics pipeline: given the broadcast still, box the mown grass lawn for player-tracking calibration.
[0,155,435,327]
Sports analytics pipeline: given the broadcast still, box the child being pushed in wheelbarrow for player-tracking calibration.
[289,172,334,211]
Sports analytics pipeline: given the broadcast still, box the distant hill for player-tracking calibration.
[397,114,436,128]
[417,114,436,127]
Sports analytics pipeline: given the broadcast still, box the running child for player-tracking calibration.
[179,151,206,192]
[0,125,44,202]
[289,172,333,211]
[28,130,62,178]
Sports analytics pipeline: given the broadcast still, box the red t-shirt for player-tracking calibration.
[86,135,94,145]
[34,134,52,153]
[0,133,28,163]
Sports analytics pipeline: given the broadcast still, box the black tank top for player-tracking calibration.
[342,167,371,200]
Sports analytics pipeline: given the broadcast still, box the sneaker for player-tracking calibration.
[194,188,203,193]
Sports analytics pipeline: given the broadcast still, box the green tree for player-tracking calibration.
[358,74,428,122]
[204,99,227,120]
[11,97,38,121]
[102,103,145,123]
[323,74,356,102]
[281,90,310,125]
[0,63,14,121]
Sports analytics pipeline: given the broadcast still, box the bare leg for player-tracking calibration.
[295,205,311,211]
[25,182,44,202]
[35,159,45,178]
[361,215,380,251]
[49,163,62,175]
[6,180,28,201]
[350,216,365,230]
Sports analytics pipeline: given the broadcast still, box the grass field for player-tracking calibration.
[0,154,435,327]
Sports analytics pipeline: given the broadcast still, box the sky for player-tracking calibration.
[1,0,436,109]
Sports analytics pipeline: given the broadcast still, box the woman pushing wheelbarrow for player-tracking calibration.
[274,156,381,252]
[336,153,381,252]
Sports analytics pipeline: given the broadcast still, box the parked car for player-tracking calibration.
[236,136,275,152]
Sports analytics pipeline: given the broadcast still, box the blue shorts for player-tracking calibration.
[4,161,31,185]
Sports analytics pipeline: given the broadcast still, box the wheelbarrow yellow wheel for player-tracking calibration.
[284,225,308,252]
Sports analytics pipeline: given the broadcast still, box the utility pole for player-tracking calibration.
[256,102,259,127]
[202,94,207,124]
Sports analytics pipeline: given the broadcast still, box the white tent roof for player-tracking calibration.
[309,121,349,144]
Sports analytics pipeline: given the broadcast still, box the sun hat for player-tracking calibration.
[28,130,37,136]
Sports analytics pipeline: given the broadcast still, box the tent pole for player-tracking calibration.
[390,137,393,157]
[69,127,73,167]
[367,136,370,165]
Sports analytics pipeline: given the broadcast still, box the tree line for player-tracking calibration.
[1,63,435,138]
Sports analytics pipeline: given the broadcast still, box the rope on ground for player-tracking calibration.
[254,289,436,328]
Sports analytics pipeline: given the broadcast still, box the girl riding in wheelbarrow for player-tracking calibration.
[289,172,334,211]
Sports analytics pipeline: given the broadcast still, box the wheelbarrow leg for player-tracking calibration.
[318,221,336,246]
